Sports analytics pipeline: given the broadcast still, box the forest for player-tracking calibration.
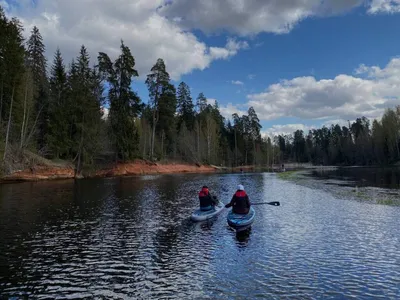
[1,6,400,175]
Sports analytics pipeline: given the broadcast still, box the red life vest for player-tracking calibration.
[199,187,209,197]
[235,190,247,198]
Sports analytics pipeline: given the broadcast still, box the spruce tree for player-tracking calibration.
[48,48,69,158]
[2,17,25,160]
[27,26,49,153]
[177,82,195,131]
[98,40,142,160]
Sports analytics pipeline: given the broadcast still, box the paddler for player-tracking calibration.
[225,184,251,214]
[198,185,218,211]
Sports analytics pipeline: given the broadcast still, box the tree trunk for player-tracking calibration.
[197,119,200,161]
[207,132,211,163]
[234,128,237,167]
[0,79,3,125]
[3,84,15,160]
[206,117,211,163]
[253,139,256,165]
[20,78,29,150]
[75,117,85,178]
[22,105,43,150]
[161,129,165,160]
[142,119,147,158]
[272,145,275,170]
[150,84,160,160]
[151,116,156,159]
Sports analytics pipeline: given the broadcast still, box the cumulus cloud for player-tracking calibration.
[262,124,315,138]
[219,103,248,120]
[322,119,352,128]
[206,98,217,106]
[368,0,400,13]
[248,74,256,80]
[231,80,244,85]
[4,0,248,80]
[5,0,400,82]
[226,57,400,122]
[160,0,367,36]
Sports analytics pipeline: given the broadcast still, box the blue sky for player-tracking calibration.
[4,0,400,136]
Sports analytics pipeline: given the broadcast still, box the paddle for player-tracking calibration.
[251,201,280,206]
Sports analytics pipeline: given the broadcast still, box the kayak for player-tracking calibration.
[191,201,225,222]
[227,206,255,230]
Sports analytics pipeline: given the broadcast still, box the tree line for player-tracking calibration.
[1,7,399,176]
[276,110,400,166]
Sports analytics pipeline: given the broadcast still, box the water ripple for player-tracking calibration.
[0,174,399,299]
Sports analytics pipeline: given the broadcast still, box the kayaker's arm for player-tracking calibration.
[246,195,251,208]
[225,195,235,208]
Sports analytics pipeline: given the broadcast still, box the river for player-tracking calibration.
[0,172,399,299]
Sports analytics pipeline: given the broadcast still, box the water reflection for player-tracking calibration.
[235,227,252,245]
[0,173,399,299]
[310,166,400,189]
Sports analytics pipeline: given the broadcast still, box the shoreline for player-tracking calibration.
[0,160,221,183]
[1,160,398,184]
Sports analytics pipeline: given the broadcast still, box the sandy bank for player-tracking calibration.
[0,160,218,183]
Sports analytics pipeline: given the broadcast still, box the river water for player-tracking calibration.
[0,173,399,299]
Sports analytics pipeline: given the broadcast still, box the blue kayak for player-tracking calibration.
[191,201,225,222]
[227,207,255,230]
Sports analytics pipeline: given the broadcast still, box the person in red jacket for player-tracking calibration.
[225,184,251,214]
[198,186,218,211]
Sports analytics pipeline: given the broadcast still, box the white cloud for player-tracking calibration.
[368,0,400,13]
[219,103,248,120]
[206,98,217,106]
[226,57,400,122]
[0,0,9,10]
[4,0,400,83]
[248,74,256,80]
[262,124,315,138]
[322,119,352,128]
[231,80,244,85]
[209,38,249,60]
[160,0,367,36]
[5,0,248,80]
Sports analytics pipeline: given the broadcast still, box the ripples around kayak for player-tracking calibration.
[0,173,399,299]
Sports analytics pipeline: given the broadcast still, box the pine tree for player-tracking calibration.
[98,40,142,160]
[145,58,171,159]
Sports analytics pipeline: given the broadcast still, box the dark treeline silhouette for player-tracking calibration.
[1,7,399,175]
[277,112,400,166]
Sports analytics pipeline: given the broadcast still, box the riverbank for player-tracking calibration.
[0,159,219,183]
